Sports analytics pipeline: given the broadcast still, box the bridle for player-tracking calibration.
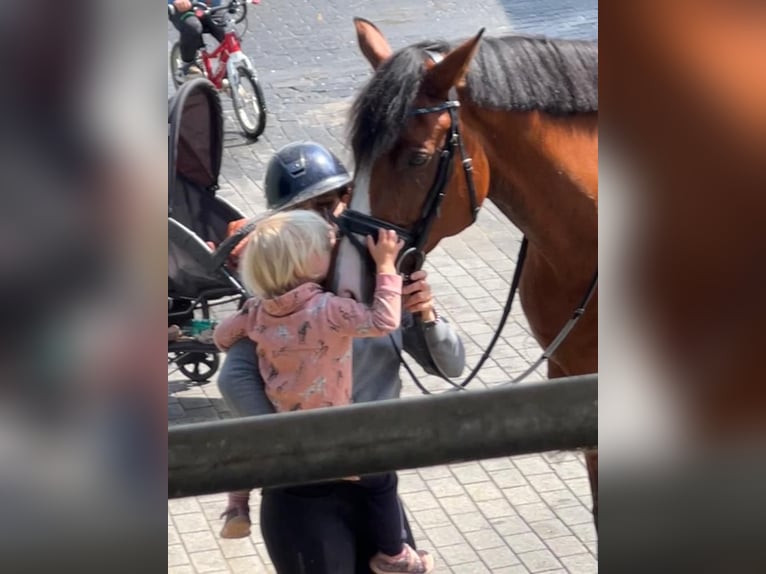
[334,49,480,276]
[334,49,598,393]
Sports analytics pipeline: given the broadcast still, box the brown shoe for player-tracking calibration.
[219,507,251,539]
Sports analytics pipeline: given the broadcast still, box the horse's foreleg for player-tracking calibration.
[584,448,598,533]
[548,360,598,533]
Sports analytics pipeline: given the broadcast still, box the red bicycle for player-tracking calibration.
[169,0,267,139]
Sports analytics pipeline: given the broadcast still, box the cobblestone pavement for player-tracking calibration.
[168,1,597,572]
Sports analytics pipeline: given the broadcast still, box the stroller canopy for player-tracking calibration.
[168,78,223,214]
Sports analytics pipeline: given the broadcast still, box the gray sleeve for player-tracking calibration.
[401,313,466,378]
[216,337,276,417]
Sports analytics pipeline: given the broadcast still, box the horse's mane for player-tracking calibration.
[350,35,598,166]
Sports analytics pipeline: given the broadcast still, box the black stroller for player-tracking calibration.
[168,78,250,383]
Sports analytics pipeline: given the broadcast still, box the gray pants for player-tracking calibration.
[217,338,274,417]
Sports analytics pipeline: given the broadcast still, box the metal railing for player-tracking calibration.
[169,374,597,498]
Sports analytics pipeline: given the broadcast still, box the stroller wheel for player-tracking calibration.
[173,352,220,383]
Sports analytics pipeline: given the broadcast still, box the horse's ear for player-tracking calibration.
[424,28,485,96]
[354,18,393,70]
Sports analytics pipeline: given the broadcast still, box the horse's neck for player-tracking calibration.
[468,108,598,272]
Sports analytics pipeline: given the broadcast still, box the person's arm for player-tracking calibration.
[323,274,402,337]
[401,312,466,377]
[400,270,465,377]
[213,300,257,351]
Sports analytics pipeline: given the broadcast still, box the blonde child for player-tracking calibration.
[213,210,435,574]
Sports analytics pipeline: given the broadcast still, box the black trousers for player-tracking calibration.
[260,474,415,574]
[170,10,225,63]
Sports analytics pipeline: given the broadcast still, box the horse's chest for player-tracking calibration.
[518,250,597,368]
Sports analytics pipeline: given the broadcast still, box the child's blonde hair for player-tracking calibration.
[240,209,333,298]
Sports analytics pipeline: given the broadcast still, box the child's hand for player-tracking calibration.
[366,229,404,275]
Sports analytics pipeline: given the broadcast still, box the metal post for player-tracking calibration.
[169,375,597,498]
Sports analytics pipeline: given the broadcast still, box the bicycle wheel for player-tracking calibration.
[231,66,267,140]
[171,351,220,383]
[169,42,184,89]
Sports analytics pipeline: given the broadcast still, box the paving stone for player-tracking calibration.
[440,494,480,516]
[544,535,589,557]
[181,529,219,553]
[479,544,522,569]
[493,566,532,574]
[426,523,465,548]
[414,506,452,528]
[550,460,587,480]
[518,549,563,573]
[516,502,558,523]
[476,497,515,520]
[168,544,191,567]
[454,561,493,574]
[169,497,202,515]
[560,552,599,574]
[417,466,453,480]
[503,485,544,506]
[220,537,258,559]
[491,468,530,489]
[491,514,533,537]
[439,543,480,567]
[505,532,547,554]
[190,549,229,573]
[428,476,466,498]
[398,473,427,494]
[452,511,491,533]
[569,522,598,544]
[539,489,582,509]
[554,505,594,527]
[402,490,441,511]
[173,512,212,534]
[529,518,573,539]
[450,463,491,484]
[464,481,504,502]
[228,554,270,574]
[528,472,568,492]
[480,457,515,472]
[168,525,181,546]
[463,528,506,550]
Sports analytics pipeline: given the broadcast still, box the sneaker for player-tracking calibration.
[369,544,434,574]
[219,507,251,539]
[181,62,203,79]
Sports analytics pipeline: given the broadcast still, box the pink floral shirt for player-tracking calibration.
[213,274,402,412]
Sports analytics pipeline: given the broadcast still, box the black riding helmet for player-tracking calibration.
[264,141,352,211]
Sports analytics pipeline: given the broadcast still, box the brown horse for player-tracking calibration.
[332,19,599,525]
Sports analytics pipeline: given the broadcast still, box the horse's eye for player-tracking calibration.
[408,151,431,167]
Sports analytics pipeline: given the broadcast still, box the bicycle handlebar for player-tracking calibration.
[191,1,235,15]
[167,1,240,17]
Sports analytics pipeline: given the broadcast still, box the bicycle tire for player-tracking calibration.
[231,66,267,140]
[169,42,184,89]
[169,42,207,90]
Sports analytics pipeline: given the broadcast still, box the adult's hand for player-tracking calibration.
[402,269,437,322]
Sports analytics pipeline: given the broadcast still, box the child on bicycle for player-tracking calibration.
[213,210,435,574]
[168,0,226,78]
